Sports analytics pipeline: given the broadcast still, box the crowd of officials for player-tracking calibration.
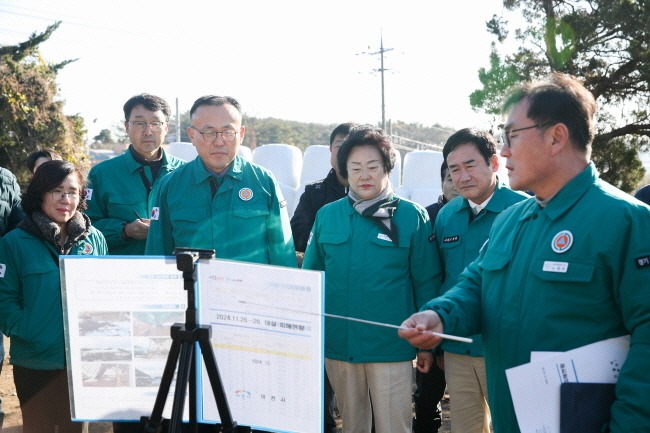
[1,72,650,433]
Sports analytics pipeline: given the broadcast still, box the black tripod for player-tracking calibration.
[142,248,251,433]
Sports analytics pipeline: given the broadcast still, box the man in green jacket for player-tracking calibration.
[421,129,527,433]
[86,94,185,255]
[399,73,650,433]
[145,95,296,267]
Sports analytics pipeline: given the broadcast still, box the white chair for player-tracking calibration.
[409,187,442,207]
[166,142,197,162]
[496,155,509,186]
[300,145,331,187]
[401,150,444,199]
[252,144,303,189]
[292,183,307,217]
[390,149,403,190]
[238,145,253,161]
[166,142,255,163]
[277,182,297,219]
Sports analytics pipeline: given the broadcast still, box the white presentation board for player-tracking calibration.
[60,256,323,433]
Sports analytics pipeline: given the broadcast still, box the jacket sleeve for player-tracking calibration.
[423,243,485,338]
[85,166,131,250]
[265,174,297,267]
[301,213,324,272]
[608,207,650,432]
[145,177,174,256]
[408,208,437,310]
[2,171,24,235]
[290,186,317,253]
[0,237,23,337]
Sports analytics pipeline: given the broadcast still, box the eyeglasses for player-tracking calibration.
[129,121,165,132]
[190,126,238,143]
[501,122,552,148]
[50,189,80,201]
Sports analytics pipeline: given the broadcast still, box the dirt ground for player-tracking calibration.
[1,336,113,433]
[1,336,451,433]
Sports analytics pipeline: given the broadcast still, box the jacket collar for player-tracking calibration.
[519,162,597,222]
[192,154,244,184]
[124,145,170,173]
[324,168,347,195]
[453,176,513,215]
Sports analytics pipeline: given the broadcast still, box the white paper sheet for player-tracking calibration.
[61,256,187,421]
[197,259,323,433]
[506,335,630,433]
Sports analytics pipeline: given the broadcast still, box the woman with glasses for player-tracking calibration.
[0,160,107,433]
[303,125,436,433]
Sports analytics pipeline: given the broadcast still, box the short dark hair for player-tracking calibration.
[337,125,396,179]
[26,148,63,173]
[189,95,242,118]
[440,160,448,182]
[123,93,171,122]
[442,128,498,165]
[329,122,358,146]
[22,160,87,215]
[502,72,596,154]
[635,184,650,206]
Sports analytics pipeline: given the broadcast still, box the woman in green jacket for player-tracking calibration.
[303,125,436,433]
[0,160,108,433]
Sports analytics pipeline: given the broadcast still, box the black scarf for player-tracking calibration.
[349,184,400,244]
[18,210,91,255]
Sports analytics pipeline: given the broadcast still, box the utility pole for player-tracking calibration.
[359,32,393,130]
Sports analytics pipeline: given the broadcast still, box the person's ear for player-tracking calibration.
[488,154,499,173]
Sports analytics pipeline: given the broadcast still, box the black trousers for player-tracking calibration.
[413,362,446,433]
[13,365,83,433]
[324,369,338,433]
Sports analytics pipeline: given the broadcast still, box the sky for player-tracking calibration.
[0,0,513,141]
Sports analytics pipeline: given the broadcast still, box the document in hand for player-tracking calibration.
[505,335,630,433]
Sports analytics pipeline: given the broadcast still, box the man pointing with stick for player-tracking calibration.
[399,73,650,433]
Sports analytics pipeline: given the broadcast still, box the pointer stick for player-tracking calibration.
[238,300,473,344]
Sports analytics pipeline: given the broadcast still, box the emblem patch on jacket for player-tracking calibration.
[80,242,94,255]
[443,235,460,243]
[239,188,253,201]
[85,188,93,200]
[150,207,160,220]
[0,263,5,278]
[636,255,650,269]
[551,230,573,253]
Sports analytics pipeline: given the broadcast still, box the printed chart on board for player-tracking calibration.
[61,256,187,421]
[197,259,323,433]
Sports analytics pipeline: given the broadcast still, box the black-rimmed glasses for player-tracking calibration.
[501,122,552,148]
[129,121,165,132]
[190,126,238,143]
[50,189,80,201]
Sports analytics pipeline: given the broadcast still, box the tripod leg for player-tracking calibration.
[169,340,195,433]
[145,336,183,431]
[189,346,198,432]
[197,338,237,430]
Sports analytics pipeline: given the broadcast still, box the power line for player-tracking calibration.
[0,4,168,41]
[357,31,394,130]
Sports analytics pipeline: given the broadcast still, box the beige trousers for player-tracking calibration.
[325,358,413,433]
[444,352,491,433]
